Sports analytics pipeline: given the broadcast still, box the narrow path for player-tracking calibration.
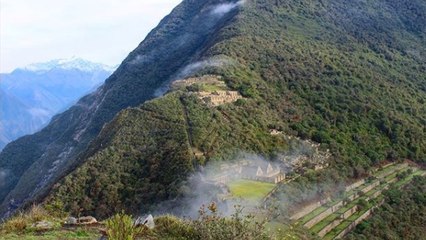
[179,97,195,162]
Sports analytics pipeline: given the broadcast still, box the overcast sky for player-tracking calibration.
[0,0,182,73]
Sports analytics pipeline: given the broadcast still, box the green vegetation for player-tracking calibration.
[326,171,426,239]
[0,0,424,231]
[0,205,99,240]
[106,212,142,240]
[47,0,426,220]
[269,164,424,239]
[0,204,273,240]
[228,180,276,201]
[0,231,98,240]
[1,205,56,234]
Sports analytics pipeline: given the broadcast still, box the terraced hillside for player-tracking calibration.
[290,163,425,239]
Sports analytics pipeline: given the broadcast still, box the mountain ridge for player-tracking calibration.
[0,0,245,218]
[1,0,425,222]
[0,58,113,150]
[20,57,116,74]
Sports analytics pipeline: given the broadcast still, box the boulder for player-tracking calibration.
[78,216,97,225]
[32,220,54,231]
[135,214,155,229]
[64,216,77,225]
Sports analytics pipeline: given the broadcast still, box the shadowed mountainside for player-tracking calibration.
[0,0,243,218]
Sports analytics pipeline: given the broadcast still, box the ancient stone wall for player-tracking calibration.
[318,205,359,237]
[361,181,380,194]
[290,198,331,220]
[376,163,408,179]
[198,91,243,106]
[345,179,365,192]
[335,209,373,239]
[304,201,343,228]
[342,205,359,219]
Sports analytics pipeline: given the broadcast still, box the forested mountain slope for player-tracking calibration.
[0,0,242,217]
[46,0,426,218]
[1,0,425,220]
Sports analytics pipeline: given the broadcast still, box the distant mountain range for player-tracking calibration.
[0,58,114,150]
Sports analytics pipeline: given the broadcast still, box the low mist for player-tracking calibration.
[148,137,332,219]
[176,57,233,80]
[150,153,291,219]
[210,0,246,16]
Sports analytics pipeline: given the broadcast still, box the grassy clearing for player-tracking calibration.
[228,179,275,201]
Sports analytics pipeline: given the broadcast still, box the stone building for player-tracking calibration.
[241,163,285,183]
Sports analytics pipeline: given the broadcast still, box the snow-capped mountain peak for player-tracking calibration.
[22,57,116,73]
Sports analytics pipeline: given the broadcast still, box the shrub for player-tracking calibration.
[0,205,51,234]
[26,204,49,222]
[0,213,27,233]
[106,212,142,240]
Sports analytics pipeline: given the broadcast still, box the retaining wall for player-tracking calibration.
[376,163,408,179]
[345,179,365,192]
[335,209,373,239]
[290,197,331,220]
[304,201,343,228]
[361,181,380,194]
[317,205,358,237]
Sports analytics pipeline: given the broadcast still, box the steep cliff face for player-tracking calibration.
[2,0,426,219]
[0,0,243,217]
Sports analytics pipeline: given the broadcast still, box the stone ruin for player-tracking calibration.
[171,75,226,90]
[171,75,244,106]
[207,160,285,184]
[198,90,243,106]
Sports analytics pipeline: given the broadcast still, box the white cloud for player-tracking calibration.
[177,58,232,79]
[210,0,246,16]
[0,0,182,73]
